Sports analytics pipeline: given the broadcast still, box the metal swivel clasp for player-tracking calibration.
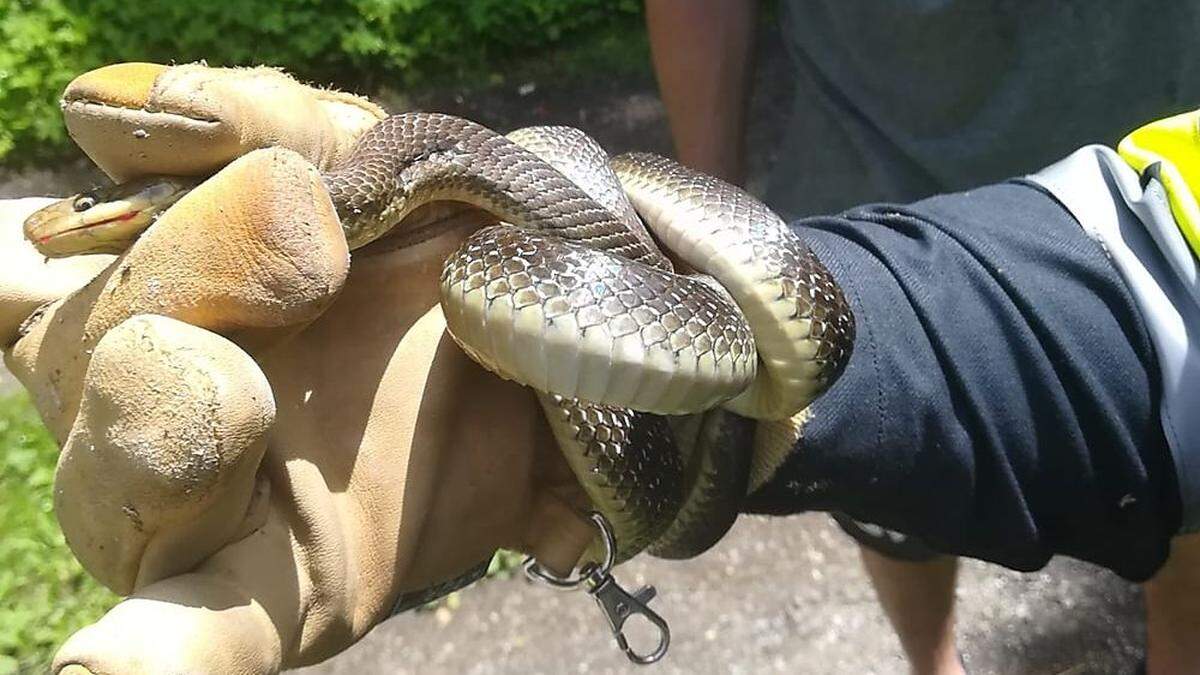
[524,512,671,665]
[587,569,671,664]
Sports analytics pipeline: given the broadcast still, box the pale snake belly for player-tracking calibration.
[24,111,855,566]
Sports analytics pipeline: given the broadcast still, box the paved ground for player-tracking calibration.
[296,514,1143,675]
[1,18,1149,675]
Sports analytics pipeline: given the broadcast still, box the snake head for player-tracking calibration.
[23,177,198,257]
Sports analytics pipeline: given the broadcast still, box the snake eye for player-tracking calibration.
[73,194,98,212]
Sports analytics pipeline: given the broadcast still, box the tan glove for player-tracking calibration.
[3,62,596,674]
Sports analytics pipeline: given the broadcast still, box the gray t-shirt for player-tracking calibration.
[768,0,1200,219]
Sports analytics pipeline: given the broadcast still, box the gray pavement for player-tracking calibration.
[296,514,1143,675]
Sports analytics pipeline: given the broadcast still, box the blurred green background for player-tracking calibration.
[0,392,115,674]
[0,0,641,164]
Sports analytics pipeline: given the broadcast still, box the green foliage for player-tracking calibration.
[0,0,93,161]
[487,549,527,578]
[0,392,116,674]
[0,0,642,164]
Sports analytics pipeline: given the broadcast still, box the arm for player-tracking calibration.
[645,0,757,185]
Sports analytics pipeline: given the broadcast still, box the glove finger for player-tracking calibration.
[56,314,275,595]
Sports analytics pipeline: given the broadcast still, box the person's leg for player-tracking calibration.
[1143,533,1200,674]
[831,514,965,675]
[860,548,964,675]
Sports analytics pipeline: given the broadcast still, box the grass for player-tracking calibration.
[0,392,115,675]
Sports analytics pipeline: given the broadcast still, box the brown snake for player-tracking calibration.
[24,112,855,565]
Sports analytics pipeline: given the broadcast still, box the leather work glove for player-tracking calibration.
[2,62,599,674]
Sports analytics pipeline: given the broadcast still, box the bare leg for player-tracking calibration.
[860,547,965,675]
[1144,533,1200,674]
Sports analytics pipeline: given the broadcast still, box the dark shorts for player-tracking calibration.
[743,179,1181,582]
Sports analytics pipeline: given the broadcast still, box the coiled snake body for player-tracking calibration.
[24,112,854,564]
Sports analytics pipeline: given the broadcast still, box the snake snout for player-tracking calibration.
[22,178,198,258]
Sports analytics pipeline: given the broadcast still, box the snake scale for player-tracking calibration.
[24,111,855,567]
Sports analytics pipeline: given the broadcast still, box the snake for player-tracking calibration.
[23,112,855,567]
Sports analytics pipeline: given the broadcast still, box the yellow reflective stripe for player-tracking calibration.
[1118,110,1200,259]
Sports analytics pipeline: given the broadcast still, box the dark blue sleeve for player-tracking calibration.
[743,180,1181,582]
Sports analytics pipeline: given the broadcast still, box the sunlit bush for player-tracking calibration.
[0,0,639,163]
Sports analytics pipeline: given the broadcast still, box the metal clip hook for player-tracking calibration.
[587,571,671,665]
[523,511,672,665]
